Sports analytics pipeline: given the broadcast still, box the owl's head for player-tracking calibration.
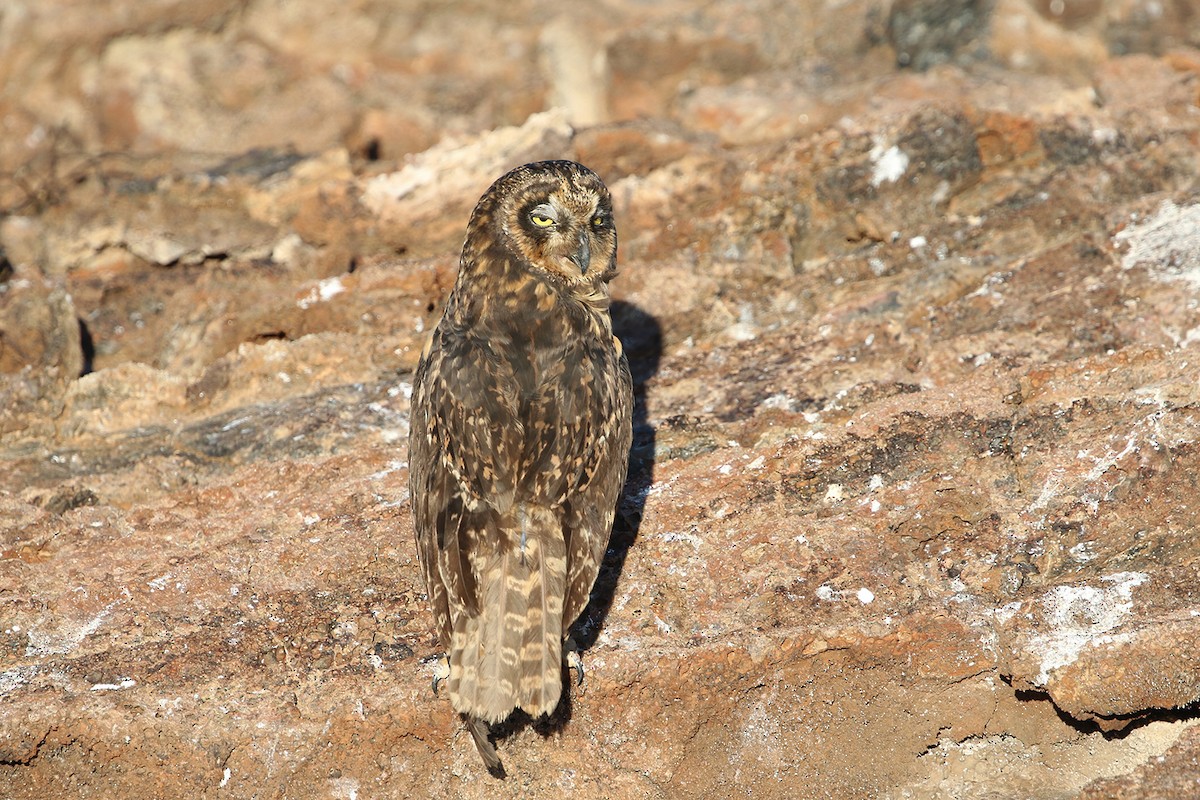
[467,160,618,291]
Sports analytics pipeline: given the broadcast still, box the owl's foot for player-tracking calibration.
[564,637,585,690]
[431,655,450,696]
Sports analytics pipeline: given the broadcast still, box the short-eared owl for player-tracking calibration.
[408,160,633,773]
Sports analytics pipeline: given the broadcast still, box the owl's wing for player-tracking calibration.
[561,349,634,631]
[410,327,521,631]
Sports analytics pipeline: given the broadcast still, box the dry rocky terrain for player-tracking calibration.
[2,1,1200,797]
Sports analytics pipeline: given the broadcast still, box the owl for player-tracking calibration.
[408,160,633,773]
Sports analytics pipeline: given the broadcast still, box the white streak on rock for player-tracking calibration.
[1031,572,1148,685]
[1116,201,1200,289]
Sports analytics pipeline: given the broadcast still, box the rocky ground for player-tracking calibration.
[3,1,1200,797]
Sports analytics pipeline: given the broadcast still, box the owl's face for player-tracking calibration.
[477,161,618,289]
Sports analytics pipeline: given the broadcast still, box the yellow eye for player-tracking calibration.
[531,214,554,228]
[592,215,605,227]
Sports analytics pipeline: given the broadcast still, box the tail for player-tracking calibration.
[448,505,567,723]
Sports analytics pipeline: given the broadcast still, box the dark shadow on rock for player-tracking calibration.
[1011,685,1200,740]
[77,317,95,377]
[0,247,13,284]
[486,680,576,773]
[573,299,663,650]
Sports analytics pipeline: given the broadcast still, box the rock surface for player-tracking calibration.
[3,1,1200,798]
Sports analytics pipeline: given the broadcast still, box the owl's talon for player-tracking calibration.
[564,637,585,689]
[567,650,585,688]
[431,656,450,696]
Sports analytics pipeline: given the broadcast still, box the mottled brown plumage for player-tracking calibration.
[408,160,633,773]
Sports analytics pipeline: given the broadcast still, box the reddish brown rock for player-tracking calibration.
[1079,725,1200,800]
[0,271,82,437]
[3,3,1200,799]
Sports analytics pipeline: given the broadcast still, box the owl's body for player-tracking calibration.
[408,161,632,771]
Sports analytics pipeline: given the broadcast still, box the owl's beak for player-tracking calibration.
[569,230,591,274]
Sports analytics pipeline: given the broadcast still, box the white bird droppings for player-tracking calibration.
[1031,572,1148,685]
[297,276,346,309]
[870,144,909,186]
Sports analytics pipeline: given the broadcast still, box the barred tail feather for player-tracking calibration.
[519,515,566,716]
[448,505,567,724]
